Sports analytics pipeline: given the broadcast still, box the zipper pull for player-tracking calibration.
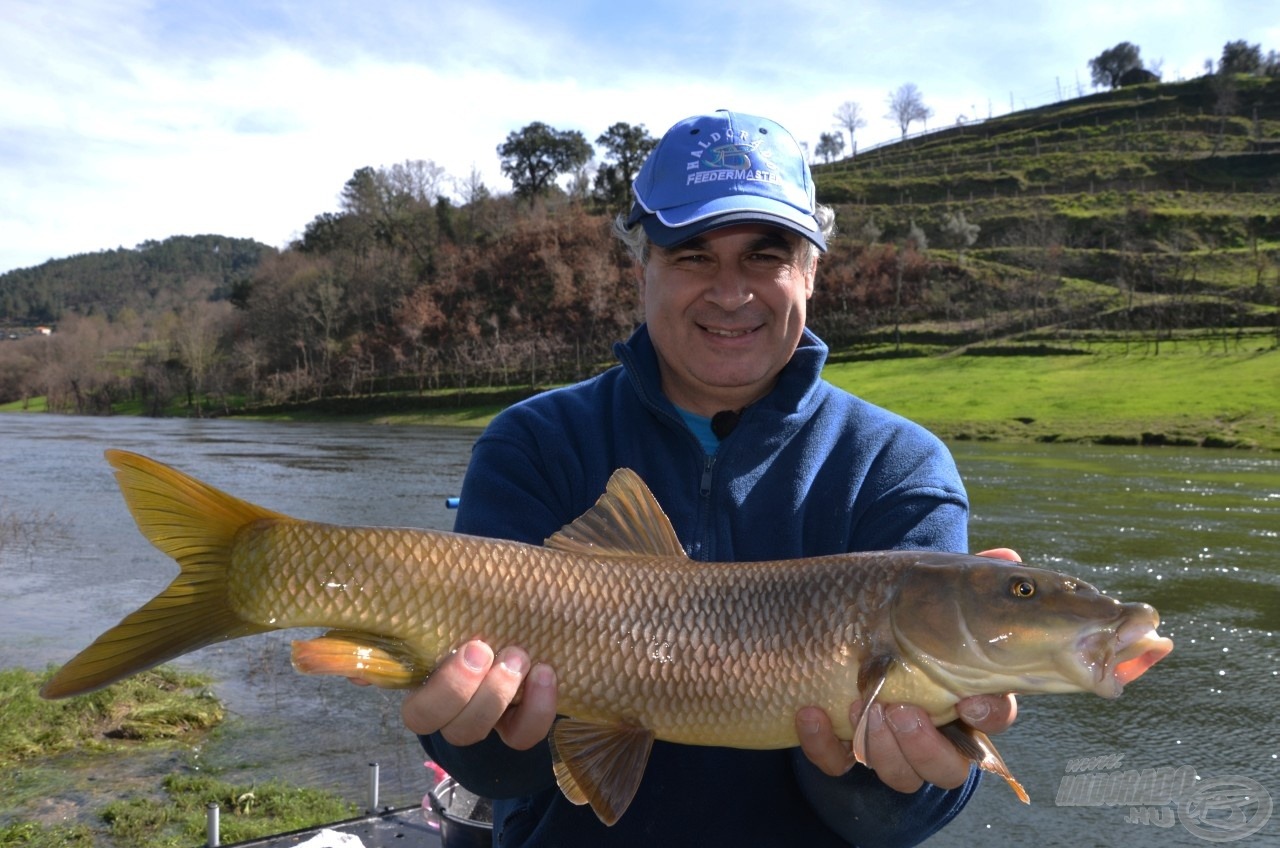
[700,455,714,497]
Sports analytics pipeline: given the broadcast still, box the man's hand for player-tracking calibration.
[795,548,1022,792]
[400,640,558,750]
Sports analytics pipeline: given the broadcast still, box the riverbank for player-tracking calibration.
[4,339,1277,451]
[232,341,1280,452]
[0,667,359,847]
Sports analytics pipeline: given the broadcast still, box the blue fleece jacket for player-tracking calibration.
[423,325,977,847]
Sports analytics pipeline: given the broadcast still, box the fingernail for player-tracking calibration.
[887,705,922,734]
[529,664,553,688]
[799,717,820,736]
[868,703,885,730]
[499,651,525,676]
[959,700,990,723]
[461,642,488,672]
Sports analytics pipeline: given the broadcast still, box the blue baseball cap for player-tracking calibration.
[627,110,825,252]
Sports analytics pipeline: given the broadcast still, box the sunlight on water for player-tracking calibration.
[943,441,1280,847]
[2,419,1276,844]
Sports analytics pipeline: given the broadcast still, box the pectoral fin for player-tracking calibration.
[939,721,1030,804]
[291,630,429,688]
[851,654,894,765]
[548,718,655,825]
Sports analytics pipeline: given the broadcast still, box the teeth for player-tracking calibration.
[706,327,749,338]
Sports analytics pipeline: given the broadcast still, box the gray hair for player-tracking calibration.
[613,205,837,267]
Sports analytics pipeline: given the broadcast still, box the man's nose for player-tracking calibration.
[704,269,753,310]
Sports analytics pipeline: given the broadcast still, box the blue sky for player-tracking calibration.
[1,0,1275,275]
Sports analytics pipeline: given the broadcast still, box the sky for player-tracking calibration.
[1,0,1276,276]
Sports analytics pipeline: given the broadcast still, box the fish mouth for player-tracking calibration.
[1077,605,1173,697]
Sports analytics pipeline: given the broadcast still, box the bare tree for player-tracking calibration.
[1208,70,1239,155]
[941,211,980,263]
[833,101,867,154]
[385,159,449,205]
[170,296,232,415]
[886,84,933,138]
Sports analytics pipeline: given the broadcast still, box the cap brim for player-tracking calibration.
[637,208,826,252]
[632,203,829,253]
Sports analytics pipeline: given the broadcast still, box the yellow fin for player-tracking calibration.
[548,717,655,825]
[851,654,895,765]
[939,722,1030,804]
[544,468,686,558]
[292,630,429,688]
[39,451,284,699]
[851,673,888,766]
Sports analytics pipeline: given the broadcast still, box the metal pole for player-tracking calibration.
[367,762,380,813]
[206,801,220,847]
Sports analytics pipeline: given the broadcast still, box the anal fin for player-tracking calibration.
[939,721,1030,803]
[291,630,429,688]
[548,717,655,825]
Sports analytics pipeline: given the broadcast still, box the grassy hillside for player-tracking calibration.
[812,74,1279,347]
[0,75,1275,444]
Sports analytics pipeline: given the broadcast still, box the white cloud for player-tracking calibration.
[0,0,1273,275]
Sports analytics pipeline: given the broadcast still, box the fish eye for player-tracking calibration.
[1009,577,1037,598]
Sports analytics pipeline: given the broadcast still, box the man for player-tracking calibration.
[402,110,1017,846]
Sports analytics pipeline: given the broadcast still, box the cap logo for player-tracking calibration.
[686,131,780,187]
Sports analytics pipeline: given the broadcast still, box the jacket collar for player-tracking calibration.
[613,324,830,421]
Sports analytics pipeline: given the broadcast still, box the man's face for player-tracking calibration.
[640,224,817,417]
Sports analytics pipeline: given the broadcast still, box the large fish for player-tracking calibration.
[42,451,1172,825]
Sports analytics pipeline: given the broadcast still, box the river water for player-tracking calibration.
[0,414,1276,846]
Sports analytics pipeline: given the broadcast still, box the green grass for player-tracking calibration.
[0,667,358,847]
[5,337,1278,449]
[98,774,358,848]
[825,338,1279,449]
[0,396,46,413]
[1,774,358,848]
[0,666,223,768]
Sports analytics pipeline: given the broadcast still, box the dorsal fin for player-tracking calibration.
[545,468,686,558]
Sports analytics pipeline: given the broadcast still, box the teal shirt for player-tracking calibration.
[676,408,719,455]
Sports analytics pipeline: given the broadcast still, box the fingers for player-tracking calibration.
[957,693,1018,734]
[795,706,857,777]
[496,663,558,750]
[401,641,537,747]
[860,703,973,792]
[802,698,1013,795]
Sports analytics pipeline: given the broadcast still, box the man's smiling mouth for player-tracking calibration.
[701,325,759,338]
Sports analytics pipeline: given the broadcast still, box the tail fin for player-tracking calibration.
[40,450,287,699]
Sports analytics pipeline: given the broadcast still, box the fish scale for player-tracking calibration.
[40,450,1172,825]
[233,519,883,748]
